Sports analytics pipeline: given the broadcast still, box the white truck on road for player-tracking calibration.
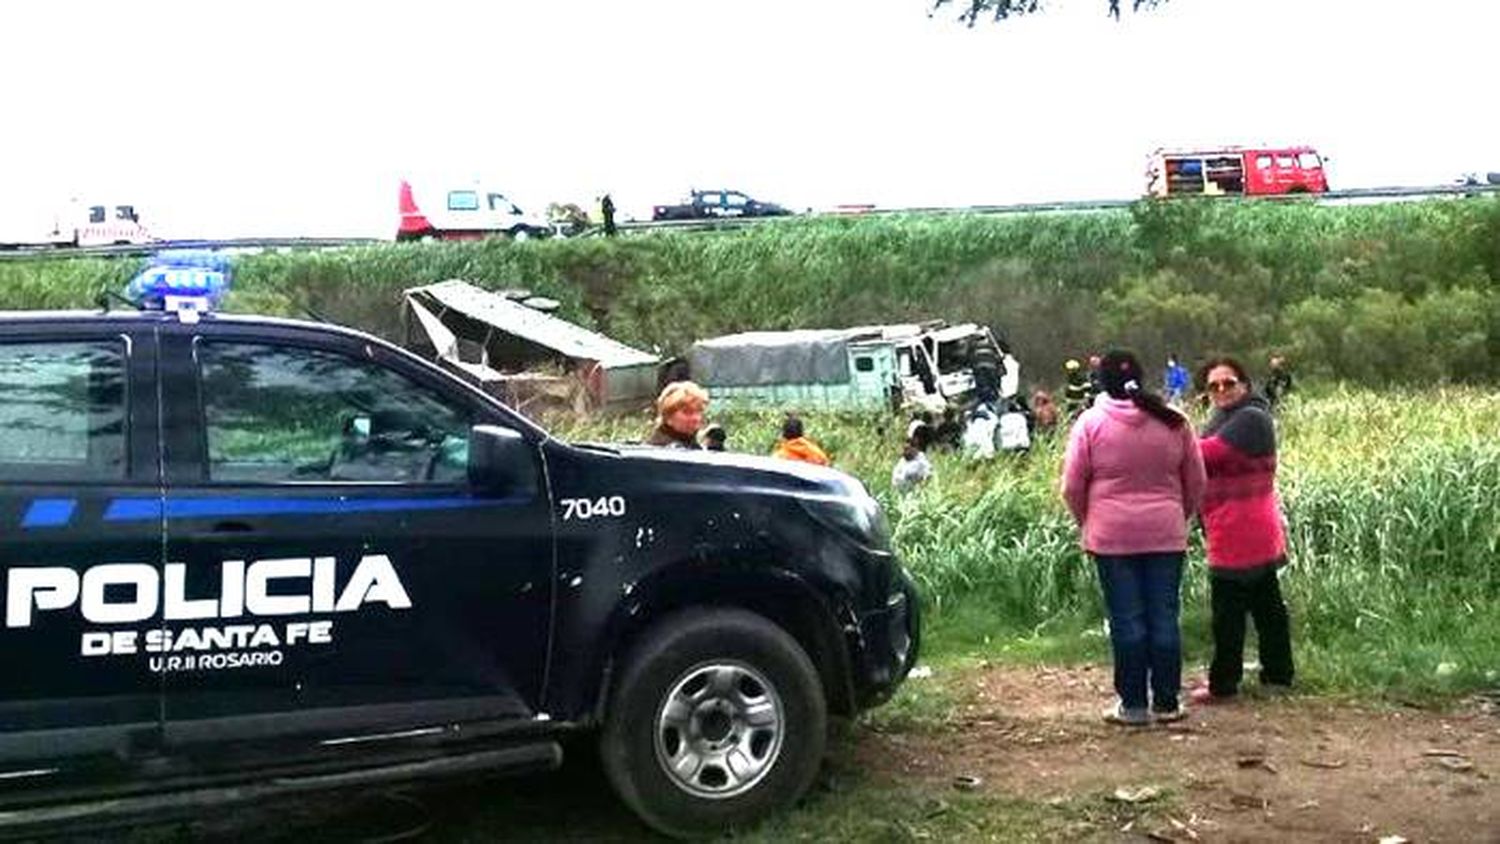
[0,199,154,248]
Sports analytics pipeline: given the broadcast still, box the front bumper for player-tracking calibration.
[849,569,921,709]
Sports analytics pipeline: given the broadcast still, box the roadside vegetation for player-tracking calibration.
[4,196,1500,387]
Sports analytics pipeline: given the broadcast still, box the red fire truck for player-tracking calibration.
[1147,147,1329,197]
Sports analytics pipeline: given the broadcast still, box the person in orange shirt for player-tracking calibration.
[771,415,830,466]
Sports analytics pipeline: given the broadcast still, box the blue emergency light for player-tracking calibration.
[126,250,232,321]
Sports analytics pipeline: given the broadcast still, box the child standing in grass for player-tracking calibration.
[1061,350,1206,726]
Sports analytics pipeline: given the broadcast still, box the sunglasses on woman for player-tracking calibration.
[1207,378,1240,392]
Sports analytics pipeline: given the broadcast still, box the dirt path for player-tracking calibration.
[858,664,1500,842]
[108,664,1499,842]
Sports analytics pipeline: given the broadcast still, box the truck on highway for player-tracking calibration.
[1147,146,1329,197]
[0,199,154,249]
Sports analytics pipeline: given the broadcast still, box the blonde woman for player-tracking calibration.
[647,381,709,449]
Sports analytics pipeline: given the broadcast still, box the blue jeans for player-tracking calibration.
[1094,553,1184,712]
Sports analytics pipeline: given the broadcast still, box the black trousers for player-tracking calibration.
[1209,567,1294,695]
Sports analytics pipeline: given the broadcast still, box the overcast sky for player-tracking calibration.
[3,0,1496,238]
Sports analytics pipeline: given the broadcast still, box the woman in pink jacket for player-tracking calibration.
[1061,350,1206,725]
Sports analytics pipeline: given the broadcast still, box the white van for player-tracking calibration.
[396,179,553,242]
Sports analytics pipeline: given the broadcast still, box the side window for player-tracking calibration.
[726,193,749,207]
[116,205,138,222]
[0,340,127,481]
[1275,155,1295,168]
[447,191,480,211]
[936,340,968,374]
[854,356,874,373]
[198,342,474,484]
[1297,152,1322,169]
[88,206,107,223]
[1255,155,1272,169]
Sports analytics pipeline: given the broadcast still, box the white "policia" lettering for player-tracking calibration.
[5,555,411,628]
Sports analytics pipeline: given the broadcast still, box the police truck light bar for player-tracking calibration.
[125,250,232,323]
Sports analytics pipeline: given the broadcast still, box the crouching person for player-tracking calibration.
[891,438,932,492]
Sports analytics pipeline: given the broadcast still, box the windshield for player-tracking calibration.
[936,338,974,373]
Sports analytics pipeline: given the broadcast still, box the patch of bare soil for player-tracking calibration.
[858,664,1500,843]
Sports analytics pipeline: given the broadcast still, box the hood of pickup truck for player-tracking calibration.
[568,441,864,498]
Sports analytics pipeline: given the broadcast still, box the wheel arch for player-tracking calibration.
[591,565,857,725]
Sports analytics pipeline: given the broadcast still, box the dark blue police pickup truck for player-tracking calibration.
[0,255,918,838]
[651,189,792,222]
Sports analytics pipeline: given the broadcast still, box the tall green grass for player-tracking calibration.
[549,388,1500,697]
[4,196,1499,386]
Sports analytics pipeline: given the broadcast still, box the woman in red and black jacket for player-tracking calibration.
[1191,357,1294,704]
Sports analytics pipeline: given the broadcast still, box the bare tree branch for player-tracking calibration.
[931,0,1166,26]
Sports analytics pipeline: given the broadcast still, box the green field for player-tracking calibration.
[547,386,1500,701]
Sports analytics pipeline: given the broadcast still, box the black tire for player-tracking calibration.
[601,608,827,839]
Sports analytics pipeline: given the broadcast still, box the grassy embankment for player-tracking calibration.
[5,196,1499,386]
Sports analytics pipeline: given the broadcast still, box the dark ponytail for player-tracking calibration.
[1100,349,1185,430]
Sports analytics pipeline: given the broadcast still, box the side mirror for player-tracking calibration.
[468,425,536,495]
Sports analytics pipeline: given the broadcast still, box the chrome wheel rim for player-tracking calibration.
[653,661,784,799]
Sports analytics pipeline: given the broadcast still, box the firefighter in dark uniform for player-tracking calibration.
[1063,358,1090,419]
[1266,355,1294,409]
[971,343,1001,407]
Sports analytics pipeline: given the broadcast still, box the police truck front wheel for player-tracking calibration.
[601,608,827,839]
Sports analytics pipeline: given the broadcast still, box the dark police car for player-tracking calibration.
[0,254,918,838]
[651,189,792,222]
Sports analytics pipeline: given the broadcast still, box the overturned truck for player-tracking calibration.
[402,280,661,414]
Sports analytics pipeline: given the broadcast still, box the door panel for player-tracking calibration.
[156,331,553,745]
[0,330,162,764]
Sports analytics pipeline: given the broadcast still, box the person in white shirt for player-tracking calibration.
[891,440,933,491]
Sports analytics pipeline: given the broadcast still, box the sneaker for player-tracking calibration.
[1188,686,1235,706]
[1258,682,1293,697]
[1102,702,1150,726]
[1152,703,1187,723]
